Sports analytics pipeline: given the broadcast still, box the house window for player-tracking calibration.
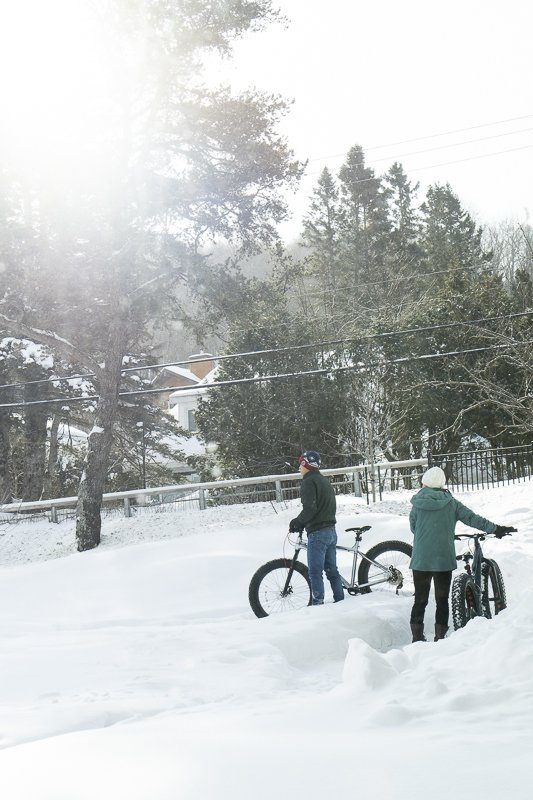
[187,409,197,432]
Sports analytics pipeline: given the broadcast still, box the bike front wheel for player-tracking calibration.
[452,573,482,630]
[357,540,414,596]
[481,558,507,619]
[248,558,311,618]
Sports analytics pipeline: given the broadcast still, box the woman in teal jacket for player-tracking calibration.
[409,466,512,643]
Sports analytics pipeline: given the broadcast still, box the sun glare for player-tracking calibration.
[0,1,115,184]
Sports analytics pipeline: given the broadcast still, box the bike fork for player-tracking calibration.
[282,549,302,595]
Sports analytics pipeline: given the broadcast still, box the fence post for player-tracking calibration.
[49,506,59,524]
[352,471,362,497]
[198,488,207,510]
[123,498,132,518]
[275,480,283,503]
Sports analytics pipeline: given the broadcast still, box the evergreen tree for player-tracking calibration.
[196,271,351,476]
[380,269,516,454]
[421,183,492,279]
[510,268,533,312]
[337,145,391,310]
[301,167,343,326]
[1,1,302,549]
[384,162,423,276]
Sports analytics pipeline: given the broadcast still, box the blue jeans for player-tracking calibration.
[306,527,344,604]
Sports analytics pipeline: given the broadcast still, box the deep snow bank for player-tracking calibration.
[0,482,531,799]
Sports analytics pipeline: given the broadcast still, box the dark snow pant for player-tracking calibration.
[410,570,453,627]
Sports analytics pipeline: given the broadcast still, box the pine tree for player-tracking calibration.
[301,167,343,325]
[0,1,302,549]
[337,145,391,304]
[195,271,351,476]
[421,183,492,278]
[385,162,423,273]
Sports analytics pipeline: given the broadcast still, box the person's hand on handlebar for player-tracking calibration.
[493,525,517,538]
[289,518,304,533]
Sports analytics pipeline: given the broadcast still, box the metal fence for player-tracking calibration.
[0,444,531,526]
[429,443,533,492]
[0,458,427,524]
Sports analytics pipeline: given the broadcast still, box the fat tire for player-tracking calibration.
[357,540,413,595]
[481,558,507,618]
[452,572,482,630]
[248,558,311,618]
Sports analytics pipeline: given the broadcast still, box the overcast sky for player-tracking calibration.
[213,0,533,240]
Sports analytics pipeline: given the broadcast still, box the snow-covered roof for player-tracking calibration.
[169,387,209,402]
[167,367,218,402]
[157,365,198,383]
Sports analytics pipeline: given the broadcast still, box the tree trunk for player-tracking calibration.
[75,346,124,552]
[21,400,48,501]
[44,414,61,498]
[0,411,13,504]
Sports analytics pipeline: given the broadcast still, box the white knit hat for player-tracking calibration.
[422,466,446,489]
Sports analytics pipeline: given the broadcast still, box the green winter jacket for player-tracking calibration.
[294,470,336,534]
[409,488,496,571]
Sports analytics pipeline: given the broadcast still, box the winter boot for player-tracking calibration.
[410,623,426,643]
[434,624,448,641]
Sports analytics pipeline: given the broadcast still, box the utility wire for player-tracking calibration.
[1,338,531,410]
[308,113,533,162]
[1,310,531,394]
[307,142,533,182]
[364,126,533,166]
[0,264,467,390]
[310,126,533,171]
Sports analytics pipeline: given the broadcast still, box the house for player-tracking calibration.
[151,352,216,421]
[150,351,216,436]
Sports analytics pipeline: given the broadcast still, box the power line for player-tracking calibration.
[0,264,473,390]
[406,142,533,175]
[1,310,531,394]
[0,337,531,410]
[364,126,533,167]
[307,142,533,182]
[308,113,533,162]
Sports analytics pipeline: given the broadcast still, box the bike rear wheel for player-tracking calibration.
[452,573,482,630]
[357,540,413,596]
[248,558,311,618]
[481,558,507,618]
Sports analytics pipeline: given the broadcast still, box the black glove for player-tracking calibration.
[289,518,304,533]
[493,525,516,538]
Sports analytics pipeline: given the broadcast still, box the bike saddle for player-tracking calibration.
[345,525,371,533]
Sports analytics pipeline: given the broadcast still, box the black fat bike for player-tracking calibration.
[451,530,515,630]
[248,525,413,618]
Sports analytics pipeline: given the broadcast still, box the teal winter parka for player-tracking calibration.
[409,488,497,571]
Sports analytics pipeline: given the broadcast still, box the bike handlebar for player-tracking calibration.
[454,530,515,541]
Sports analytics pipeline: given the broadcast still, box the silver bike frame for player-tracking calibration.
[291,534,395,591]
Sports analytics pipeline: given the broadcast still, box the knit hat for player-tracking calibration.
[299,450,321,470]
[421,466,446,489]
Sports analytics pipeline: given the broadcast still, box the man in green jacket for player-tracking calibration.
[289,450,344,606]
[409,466,513,643]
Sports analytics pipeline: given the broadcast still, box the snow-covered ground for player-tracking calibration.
[0,483,531,799]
